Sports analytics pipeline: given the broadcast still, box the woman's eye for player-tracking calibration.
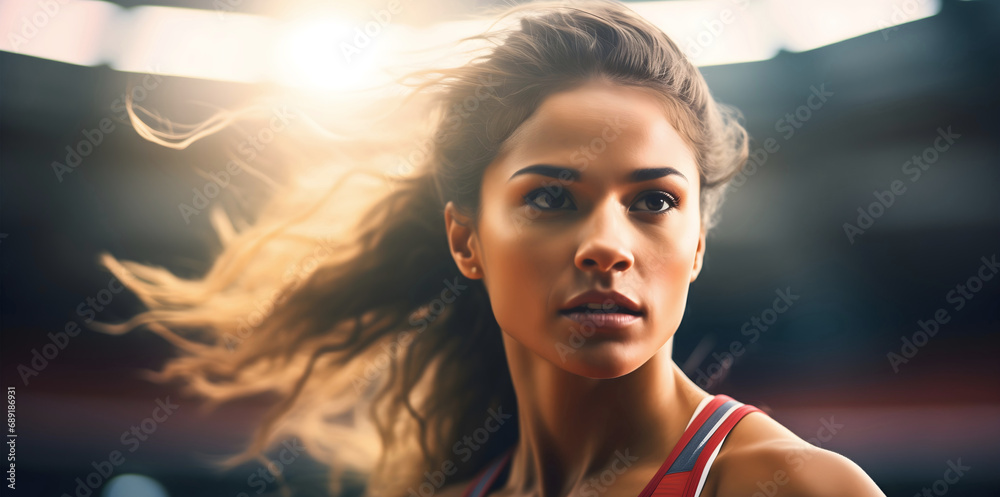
[631,192,678,214]
[524,189,574,210]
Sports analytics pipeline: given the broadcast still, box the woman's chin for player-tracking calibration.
[551,347,647,379]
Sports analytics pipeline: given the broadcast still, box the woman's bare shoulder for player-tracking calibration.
[709,411,886,496]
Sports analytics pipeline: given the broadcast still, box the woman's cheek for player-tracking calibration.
[482,238,542,328]
[645,246,694,323]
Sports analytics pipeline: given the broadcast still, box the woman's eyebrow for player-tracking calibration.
[507,164,688,183]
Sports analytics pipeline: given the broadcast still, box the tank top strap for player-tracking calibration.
[460,395,767,497]
[638,394,766,497]
[682,402,765,497]
[460,449,514,497]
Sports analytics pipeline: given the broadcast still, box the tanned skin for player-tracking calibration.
[440,79,885,497]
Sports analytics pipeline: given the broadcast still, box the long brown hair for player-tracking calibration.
[94,1,748,496]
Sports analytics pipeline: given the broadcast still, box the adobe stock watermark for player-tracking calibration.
[60,397,179,497]
[224,236,341,352]
[877,0,932,41]
[911,459,970,497]
[178,106,298,224]
[509,115,627,234]
[407,407,512,497]
[213,0,244,21]
[887,253,997,372]
[17,272,129,385]
[729,84,834,190]
[572,449,640,497]
[383,74,502,190]
[752,416,844,497]
[691,287,800,390]
[682,0,750,61]
[234,438,307,497]
[843,126,960,244]
[6,387,16,490]
[6,0,72,50]
[352,276,468,394]
[222,288,287,353]
[555,297,625,362]
[52,69,164,182]
[340,0,408,63]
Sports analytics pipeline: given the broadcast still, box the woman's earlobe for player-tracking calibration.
[444,201,482,279]
[690,229,707,283]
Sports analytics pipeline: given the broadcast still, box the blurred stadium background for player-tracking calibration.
[1,0,998,496]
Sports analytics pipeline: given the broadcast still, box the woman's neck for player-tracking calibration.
[497,335,709,497]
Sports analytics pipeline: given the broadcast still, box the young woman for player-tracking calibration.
[98,1,885,496]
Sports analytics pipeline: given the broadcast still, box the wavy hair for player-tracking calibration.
[94,1,748,496]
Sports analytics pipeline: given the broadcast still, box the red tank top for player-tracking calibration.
[459,394,765,497]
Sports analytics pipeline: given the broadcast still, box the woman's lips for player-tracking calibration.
[558,309,642,329]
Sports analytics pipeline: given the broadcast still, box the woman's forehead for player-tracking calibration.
[490,83,698,182]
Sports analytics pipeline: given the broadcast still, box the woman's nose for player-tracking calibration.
[573,200,635,273]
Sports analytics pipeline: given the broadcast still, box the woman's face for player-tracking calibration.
[445,79,705,379]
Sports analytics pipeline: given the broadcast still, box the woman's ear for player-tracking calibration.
[690,228,707,283]
[444,201,483,280]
